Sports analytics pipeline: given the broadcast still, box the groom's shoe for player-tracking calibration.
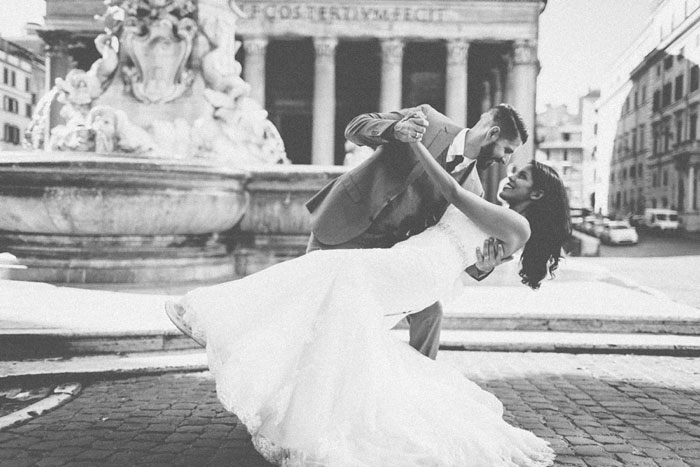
[165,300,206,347]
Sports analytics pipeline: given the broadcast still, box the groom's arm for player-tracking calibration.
[345,106,429,148]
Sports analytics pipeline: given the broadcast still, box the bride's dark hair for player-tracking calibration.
[519,161,571,289]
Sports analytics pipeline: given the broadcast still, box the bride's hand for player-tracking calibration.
[475,238,509,273]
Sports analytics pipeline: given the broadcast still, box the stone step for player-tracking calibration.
[3,329,700,363]
[410,313,700,335]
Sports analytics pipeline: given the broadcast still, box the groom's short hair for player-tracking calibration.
[490,104,528,144]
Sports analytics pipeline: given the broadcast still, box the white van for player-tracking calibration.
[643,208,679,231]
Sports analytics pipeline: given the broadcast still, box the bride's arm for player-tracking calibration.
[409,142,530,257]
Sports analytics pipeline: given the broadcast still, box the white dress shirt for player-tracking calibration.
[445,128,471,173]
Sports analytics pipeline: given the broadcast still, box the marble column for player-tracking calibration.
[243,37,268,107]
[688,164,696,212]
[43,37,76,135]
[312,37,338,165]
[491,67,503,106]
[380,38,404,112]
[509,39,539,167]
[487,66,507,203]
[445,39,470,127]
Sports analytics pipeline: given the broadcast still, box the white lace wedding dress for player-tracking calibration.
[176,205,555,467]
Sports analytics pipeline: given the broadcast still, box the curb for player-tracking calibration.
[0,383,81,431]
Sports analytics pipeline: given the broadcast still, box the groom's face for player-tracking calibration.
[476,136,521,171]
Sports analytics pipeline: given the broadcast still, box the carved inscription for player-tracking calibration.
[240,3,448,23]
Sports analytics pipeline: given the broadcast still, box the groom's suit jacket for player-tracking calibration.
[306,104,484,246]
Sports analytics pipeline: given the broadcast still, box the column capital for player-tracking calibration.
[446,39,470,66]
[313,37,338,58]
[513,39,538,65]
[380,38,405,65]
[242,37,269,55]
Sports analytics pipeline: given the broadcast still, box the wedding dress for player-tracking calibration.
[176,205,555,467]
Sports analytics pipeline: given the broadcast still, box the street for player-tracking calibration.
[577,230,700,310]
[1,352,699,467]
[599,230,700,258]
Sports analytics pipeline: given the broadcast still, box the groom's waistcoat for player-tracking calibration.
[306,104,484,246]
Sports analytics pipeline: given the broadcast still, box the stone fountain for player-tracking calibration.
[0,0,345,289]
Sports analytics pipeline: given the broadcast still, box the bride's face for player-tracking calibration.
[499,164,536,204]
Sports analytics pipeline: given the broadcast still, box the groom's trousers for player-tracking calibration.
[306,232,443,360]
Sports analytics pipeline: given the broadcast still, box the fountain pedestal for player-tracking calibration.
[231,166,346,276]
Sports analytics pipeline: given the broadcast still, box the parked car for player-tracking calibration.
[592,218,611,238]
[643,208,679,231]
[578,216,599,235]
[600,221,639,245]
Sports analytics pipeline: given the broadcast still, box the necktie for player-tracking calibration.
[445,155,464,173]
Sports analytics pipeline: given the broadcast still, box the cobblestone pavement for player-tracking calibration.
[1,352,699,467]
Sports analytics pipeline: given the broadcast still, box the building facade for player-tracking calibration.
[601,0,700,230]
[0,38,44,151]
[37,0,546,201]
[535,91,598,211]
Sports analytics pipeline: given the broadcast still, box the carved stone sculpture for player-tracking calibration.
[27,0,287,166]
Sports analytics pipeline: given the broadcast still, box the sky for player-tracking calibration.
[0,0,656,115]
[537,0,656,113]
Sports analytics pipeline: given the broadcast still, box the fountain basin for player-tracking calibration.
[0,152,250,285]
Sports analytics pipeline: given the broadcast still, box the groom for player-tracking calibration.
[305,103,528,359]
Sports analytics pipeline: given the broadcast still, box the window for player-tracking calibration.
[691,113,698,140]
[562,133,570,141]
[10,71,16,87]
[675,75,684,100]
[657,64,662,76]
[642,85,647,103]
[25,77,30,92]
[563,150,568,161]
[653,89,661,111]
[677,118,684,144]
[2,68,7,84]
[653,172,658,187]
[663,170,669,186]
[632,129,637,154]
[639,125,645,150]
[3,96,19,113]
[664,55,674,70]
[3,124,20,145]
[638,164,643,178]
[692,65,700,92]
[663,83,672,107]
[634,91,639,109]
[25,103,32,117]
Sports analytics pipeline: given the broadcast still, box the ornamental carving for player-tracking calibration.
[446,39,470,66]
[26,0,288,166]
[243,37,269,56]
[381,39,404,66]
[513,39,538,65]
[314,37,338,58]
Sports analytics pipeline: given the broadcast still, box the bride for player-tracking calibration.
[166,141,570,467]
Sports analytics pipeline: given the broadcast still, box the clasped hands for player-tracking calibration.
[393,109,428,143]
